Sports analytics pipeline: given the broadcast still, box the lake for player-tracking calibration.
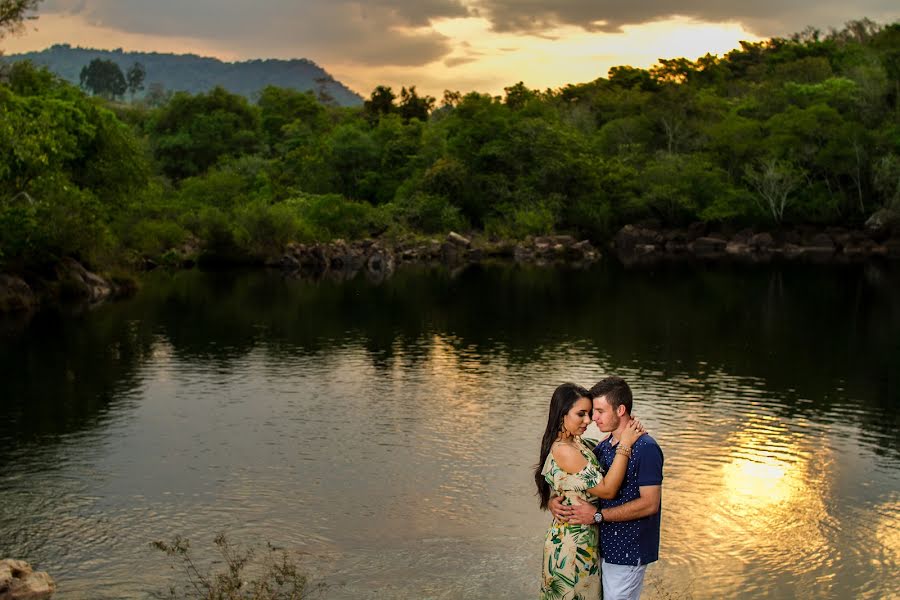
[1,261,898,599]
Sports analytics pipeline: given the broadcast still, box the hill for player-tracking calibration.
[3,44,363,106]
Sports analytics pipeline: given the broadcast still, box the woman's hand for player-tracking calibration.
[619,418,646,447]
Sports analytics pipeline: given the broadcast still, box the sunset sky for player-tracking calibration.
[4,0,899,97]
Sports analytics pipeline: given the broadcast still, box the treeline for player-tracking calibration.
[1,19,899,271]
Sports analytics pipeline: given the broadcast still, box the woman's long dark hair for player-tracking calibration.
[535,382,591,509]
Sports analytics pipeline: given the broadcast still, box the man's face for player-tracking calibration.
[592,395,621,433]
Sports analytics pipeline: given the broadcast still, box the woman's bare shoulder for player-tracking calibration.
[550,443,588,474]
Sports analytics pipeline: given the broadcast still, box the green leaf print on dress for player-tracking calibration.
[540,437,602,600]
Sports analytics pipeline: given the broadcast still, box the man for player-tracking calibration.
[549,376,663,600]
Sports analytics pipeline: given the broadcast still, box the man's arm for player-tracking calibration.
[601,485,660,522]
[553,485,660,525]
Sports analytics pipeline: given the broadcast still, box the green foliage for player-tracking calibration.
[390,192,466,234]
[149,87,262,181]
[234,199,311,257]
[0,62,148,266]
[285,193,388,240]
[257,85,327,148]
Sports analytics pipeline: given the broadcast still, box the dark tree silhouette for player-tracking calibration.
[79,58,126,99]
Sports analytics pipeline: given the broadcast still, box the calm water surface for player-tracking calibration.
[1,262,898,599]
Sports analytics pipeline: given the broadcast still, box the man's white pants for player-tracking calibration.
[601,559,648,600]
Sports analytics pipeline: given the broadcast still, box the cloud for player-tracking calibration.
[39,0,469,66]
[444,56,477,67]
[472,0,900,36]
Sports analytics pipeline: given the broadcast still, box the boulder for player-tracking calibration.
[366,245,395,275]
[0,559,55,600]
[570,240,599,261]
[808,233,835,249]
[613,225,662,256]
[446,231,471,248]
[749,232,775,251]
[0,275,36,313]
[865,208,900,235]
[690,237,727,256]
[804,233,836,261]
[725,241,751,256]
[56,258,112,302]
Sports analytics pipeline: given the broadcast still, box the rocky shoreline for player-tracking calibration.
[265,232,601,281]
[3,221,899,315]
[0,257,135,314]
[611,221,900,266]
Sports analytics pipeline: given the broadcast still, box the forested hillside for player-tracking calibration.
[3,44,363,106]
[1,20,898,272]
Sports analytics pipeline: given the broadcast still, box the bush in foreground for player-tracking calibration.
[151,534,321,600]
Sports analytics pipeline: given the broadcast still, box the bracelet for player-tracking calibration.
[616,446,632,458]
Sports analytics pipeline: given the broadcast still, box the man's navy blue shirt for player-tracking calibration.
[594,434,663,566]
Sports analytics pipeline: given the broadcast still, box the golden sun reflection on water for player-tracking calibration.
[722,453,794,509]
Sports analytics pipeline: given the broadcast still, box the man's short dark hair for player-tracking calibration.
[589,376,633,415]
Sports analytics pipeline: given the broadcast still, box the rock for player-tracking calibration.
[865,208,900,234]
[0,559,55,600]
[809,233,835,249]
[466,248,484,262]
[783,243,805,259]
[366,245,395,275]
[725,241,751,256]
[731,228,755,244]
[613,225,662,255]
[843,238,878,258]
[570,240,600,261]
[56,258,112,302]
[749,232,775,251]
[446,231,471,248]
[664,240,688,254]
[690,237,727,256]
[0,275,36,313]
[513,244,533,262]
[804,233,836,261]
[686,222,707,239]
[441,241,462,263]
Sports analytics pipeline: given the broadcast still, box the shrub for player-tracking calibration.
[152,534,320,600]
[390,192,466,234]
[285,193,387,240]
[234,199,312,257]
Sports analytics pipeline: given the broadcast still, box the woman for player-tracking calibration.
[535,382,645,600]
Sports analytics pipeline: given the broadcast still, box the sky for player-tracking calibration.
[4,0,899,98]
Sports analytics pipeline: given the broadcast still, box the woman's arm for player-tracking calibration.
[585,419,645,499]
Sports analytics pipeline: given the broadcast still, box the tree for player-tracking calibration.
[149,86,262,180]
[744,159,805,223]
[0,0,41,40]
[398,86,434,122]
[363,85,396,121]
[503,81,538,110]
[126,61,145,99]
[79,58,127,100]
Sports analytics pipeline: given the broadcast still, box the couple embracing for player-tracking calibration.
[536,377,663,600]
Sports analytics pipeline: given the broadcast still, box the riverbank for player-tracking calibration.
[0,258,136,314]
[611,219,900,266]
[3,220,900,315]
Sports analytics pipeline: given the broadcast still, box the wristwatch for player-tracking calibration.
[593,510,604,524]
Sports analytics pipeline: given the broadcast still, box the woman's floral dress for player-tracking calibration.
[540,437,603,600]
